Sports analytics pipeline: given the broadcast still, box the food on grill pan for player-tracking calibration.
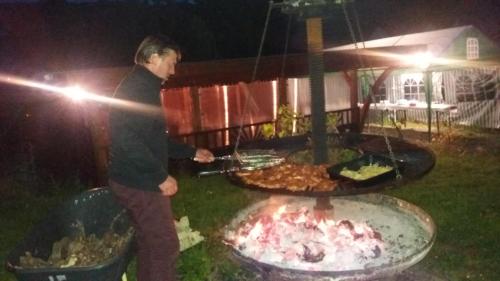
[235,163,337,192]
[339,163,393,181]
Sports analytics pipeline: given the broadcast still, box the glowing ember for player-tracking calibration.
[224,204,384,271]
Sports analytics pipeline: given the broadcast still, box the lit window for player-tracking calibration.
[466,38,479,60]
[473,74,496,101]
[403,78,425,101]
[418,80,425,97]
[455,75,473,102]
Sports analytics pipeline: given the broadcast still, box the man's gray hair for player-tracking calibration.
[134,35,181,65]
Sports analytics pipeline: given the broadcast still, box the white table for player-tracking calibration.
[365,102,458,133]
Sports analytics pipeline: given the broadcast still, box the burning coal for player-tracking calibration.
[224,204,384,271]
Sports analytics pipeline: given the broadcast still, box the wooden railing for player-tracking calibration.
[172,108,358,149]
[172,121,270,149]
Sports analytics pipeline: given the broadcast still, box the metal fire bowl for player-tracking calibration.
[224,194,436,281]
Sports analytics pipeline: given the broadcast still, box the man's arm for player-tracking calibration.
[166,137,197,158]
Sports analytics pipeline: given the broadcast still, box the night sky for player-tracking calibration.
[0,0,499,75]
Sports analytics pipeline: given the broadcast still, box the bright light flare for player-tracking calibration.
[403,52,434,69]
[64,85,87,102]
[328,48,499,69]
[0,73,163,116]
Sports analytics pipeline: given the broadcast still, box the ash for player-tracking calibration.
[225,204,384,271]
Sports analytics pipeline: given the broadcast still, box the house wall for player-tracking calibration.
[286,72,351,116]
[394,66,499,128]
[163,62,499,136]
[443,66,499,128]
[162,87,194,135]
[442,27,500,60]
[358,65,500,129]
[162,81,276,136]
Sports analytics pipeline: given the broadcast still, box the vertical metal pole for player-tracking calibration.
[189,86,204,147]
[349,70,360,130]
[87,106,109,186]
[306,17,328,165]
[190,87,202,132]
[425,70,432,142]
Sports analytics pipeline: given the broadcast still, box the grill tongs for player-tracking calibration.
[197,149,285,177]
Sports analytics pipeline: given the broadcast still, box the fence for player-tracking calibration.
[172,108,356,150]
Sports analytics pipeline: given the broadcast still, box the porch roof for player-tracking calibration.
[60,45,423,94]
[326,25,472,56]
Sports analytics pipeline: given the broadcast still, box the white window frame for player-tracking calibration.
[466,37,479,60]
[401,73,425,101]
[455,75,473,102]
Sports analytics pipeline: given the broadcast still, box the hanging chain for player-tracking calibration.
[341,0,402,180]
[280,14,293,79]
[233,0,274,155]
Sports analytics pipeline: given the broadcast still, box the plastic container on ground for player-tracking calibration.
[5,187,135,281]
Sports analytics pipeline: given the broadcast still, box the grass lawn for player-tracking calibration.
[1,126,499,281]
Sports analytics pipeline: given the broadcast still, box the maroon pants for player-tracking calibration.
[109,180,180,281]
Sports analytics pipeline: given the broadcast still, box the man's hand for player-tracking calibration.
[194,148,214,163]
[159,175,178,196]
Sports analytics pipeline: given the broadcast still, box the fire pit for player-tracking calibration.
[223,194,435,281]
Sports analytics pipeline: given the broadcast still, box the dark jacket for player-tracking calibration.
[108,65,196,192]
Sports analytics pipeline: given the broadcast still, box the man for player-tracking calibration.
[108,35,214,281]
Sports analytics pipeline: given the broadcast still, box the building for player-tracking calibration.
[324,25,500,128]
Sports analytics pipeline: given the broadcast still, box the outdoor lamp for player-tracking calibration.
[64,85,88,102]
[405,51,435,69]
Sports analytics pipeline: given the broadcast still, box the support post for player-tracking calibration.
[188,86,205,147]
[425,70,432,142]
[343,70,360,132]
[306,17,327,165]
[190,86,202,132]
[277,77,288,106]
[87,106,109,186]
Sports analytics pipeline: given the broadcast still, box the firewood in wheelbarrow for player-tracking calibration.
[19,252,49,268]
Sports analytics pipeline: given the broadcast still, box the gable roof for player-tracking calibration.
[326,25,474,56]
[59,45,423,92]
